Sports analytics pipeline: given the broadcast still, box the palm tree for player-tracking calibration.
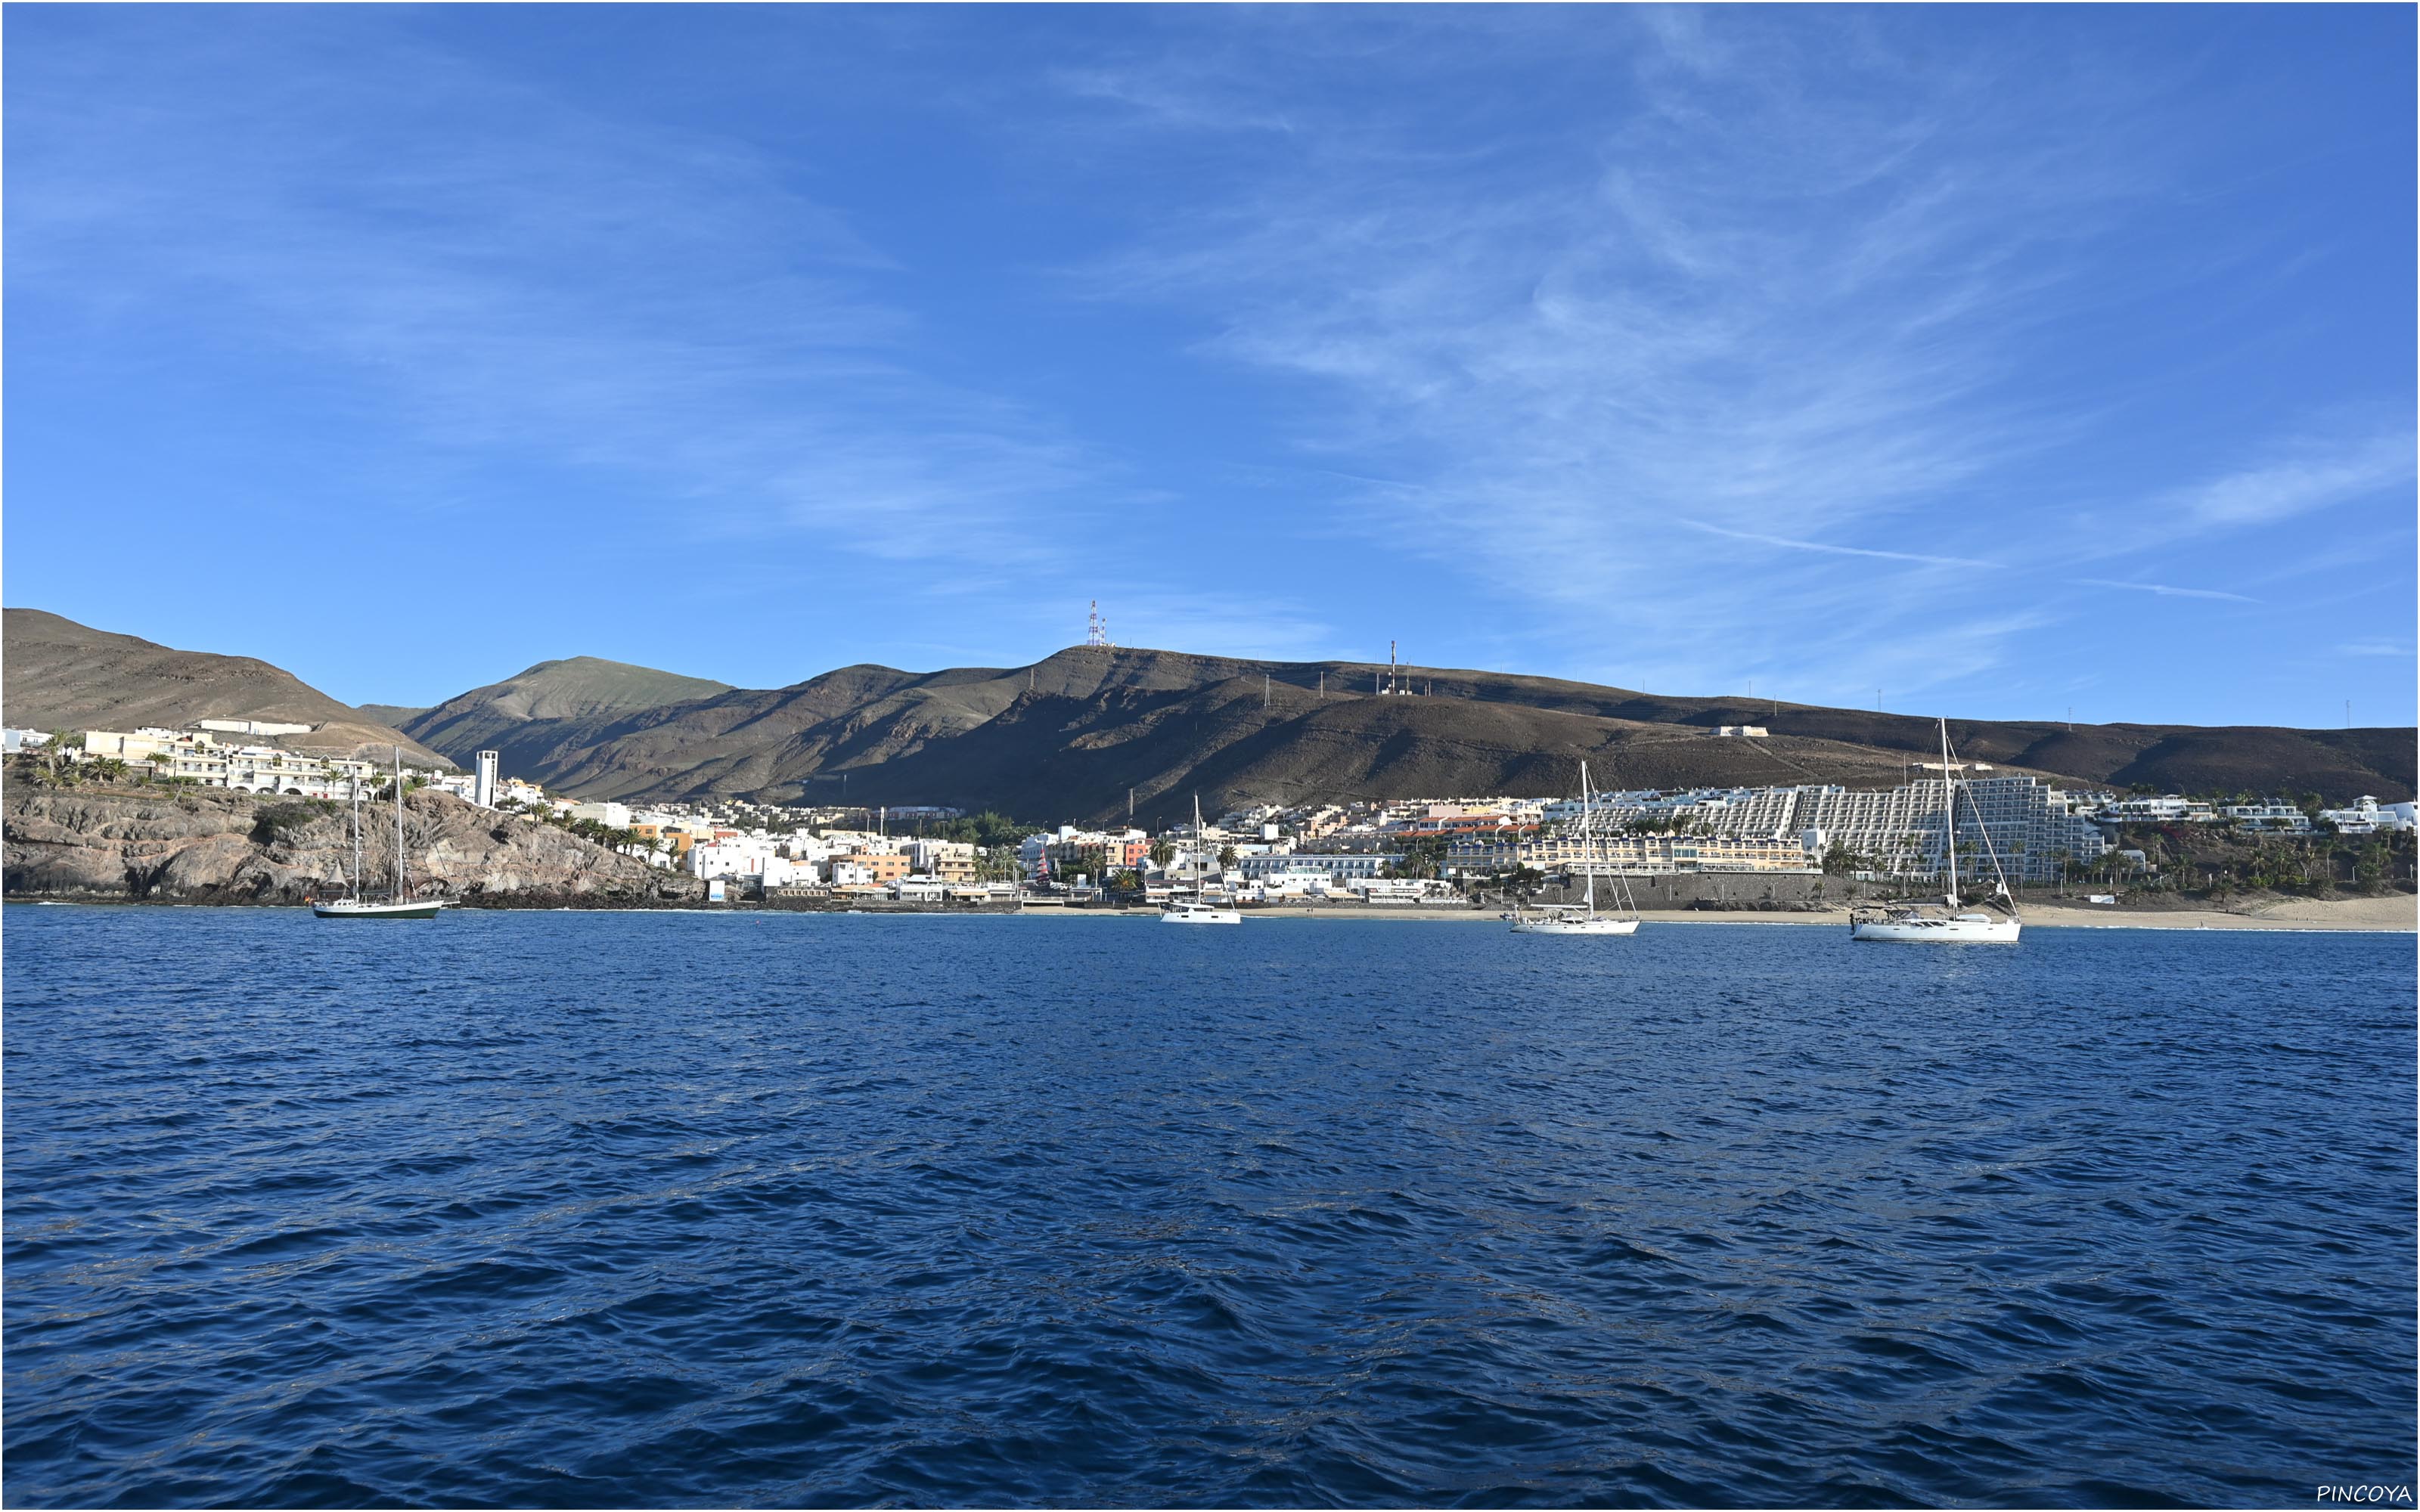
[36,733,82,787]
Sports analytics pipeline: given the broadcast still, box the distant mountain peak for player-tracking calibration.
[398,653,735,760]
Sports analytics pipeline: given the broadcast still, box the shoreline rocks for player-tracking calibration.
[3,783,703,906]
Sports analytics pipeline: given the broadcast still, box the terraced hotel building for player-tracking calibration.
[1450,775,2109,884]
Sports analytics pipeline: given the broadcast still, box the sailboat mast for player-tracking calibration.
[351,777,363,898]
[392,746,406,900]
[1581,761,1596,916]
[1940,718,1959,906]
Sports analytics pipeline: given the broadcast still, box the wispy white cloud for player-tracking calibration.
[2077,578,2262,604]
[2169,429,2413,527]
[10,7,2409,723]
[7,12,1122,588]
[1055,8,2155,700]
[1052,65,1298,136]
[2063,422,2417,572]
[2335,640,2415,658]
[1681,521,1997,569]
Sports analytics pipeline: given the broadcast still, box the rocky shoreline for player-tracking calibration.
[2,783,701,906]
[11,784,2412,932]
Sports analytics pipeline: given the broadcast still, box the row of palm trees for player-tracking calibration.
[9,735,129,788]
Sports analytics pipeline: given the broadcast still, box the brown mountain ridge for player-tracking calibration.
[395,643,2415,823]
[3,609,449,767]
[8,609,2405,820]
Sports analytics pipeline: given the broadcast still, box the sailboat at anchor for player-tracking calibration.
[314,746,444,919]
[1848,718,2020,943]
[1511,761,1641,935]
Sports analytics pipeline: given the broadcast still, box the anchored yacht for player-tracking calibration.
[1162,795,1240,924]
[1512,761,1640,935]
[1849,719,2020,943]
[314,747,445,919]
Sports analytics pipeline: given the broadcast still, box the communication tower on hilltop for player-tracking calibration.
[1087,601,1112,648]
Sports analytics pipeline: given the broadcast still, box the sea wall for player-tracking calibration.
[1528,872,1885,909]
[2,783,703,906]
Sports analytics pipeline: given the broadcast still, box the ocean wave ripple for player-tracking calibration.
[5,909,2412,1507]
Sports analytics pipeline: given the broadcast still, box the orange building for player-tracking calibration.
[839,851,911,884]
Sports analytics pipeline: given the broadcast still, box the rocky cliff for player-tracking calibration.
[2,784,703,906]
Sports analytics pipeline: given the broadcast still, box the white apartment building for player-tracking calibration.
[1782,777,2108,881]
[1347,878,1459,901]
[1236,853,1401,883]
[761,854,823,888]
[1547,788,1765,829]
[1512,775,2107,884]
[2223,804,2313,835]
[427,772,482,802]
[224,747,356,798]
[2319,796,2418,834]
[2095,795,2221,824]
[197,718,316,738]
[688,838,776,880]
[1240,871,1333,900]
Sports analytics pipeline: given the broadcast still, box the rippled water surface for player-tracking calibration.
[5,906,2413,1507]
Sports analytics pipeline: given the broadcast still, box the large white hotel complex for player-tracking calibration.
[1448,776,2114,885]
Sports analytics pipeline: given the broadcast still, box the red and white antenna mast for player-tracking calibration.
[1087,601,1112,648]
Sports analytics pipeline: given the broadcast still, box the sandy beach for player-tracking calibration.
[2020,895,2418,933]
[1069,896,2420,931]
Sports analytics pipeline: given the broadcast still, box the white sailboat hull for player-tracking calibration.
[1850,915,2019,943]
[1510,916,1639,935]
[1162,904,1241,925]
[312,898,445,920]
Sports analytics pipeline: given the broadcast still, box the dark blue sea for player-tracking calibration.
[5,906,2413,1508]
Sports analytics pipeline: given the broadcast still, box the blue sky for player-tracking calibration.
[6,5,2412,727]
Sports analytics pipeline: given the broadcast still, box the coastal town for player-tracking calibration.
[10,718,2412,907]
[7,10,2415,1507]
